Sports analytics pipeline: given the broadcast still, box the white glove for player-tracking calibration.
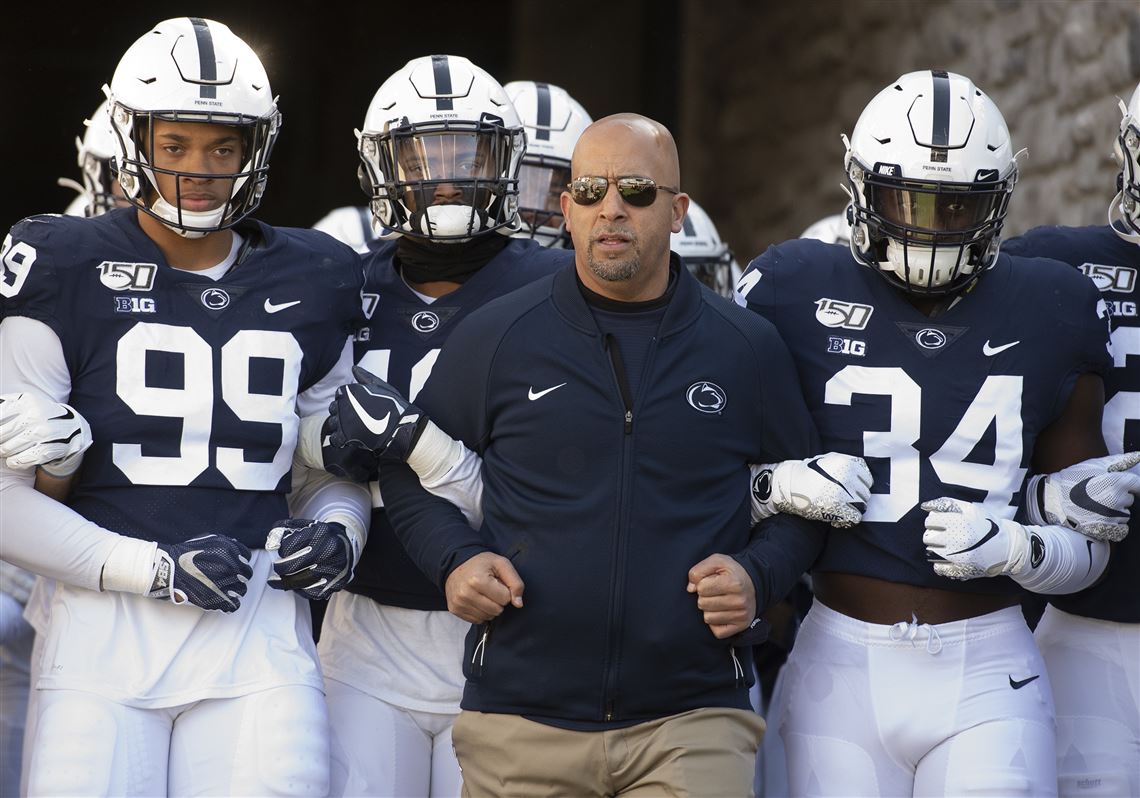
[751,452,872,528]
[1025,452,1140,542]
[922,497,1032,580]
[0,392,92,477]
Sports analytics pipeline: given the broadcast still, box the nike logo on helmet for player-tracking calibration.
[345,388,393,436]
[1008,674,1040,690]
[982,340,1020,356]
[264,299,302,314]
[528,383,567,401]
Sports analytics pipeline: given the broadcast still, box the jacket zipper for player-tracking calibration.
[605,334,635,435]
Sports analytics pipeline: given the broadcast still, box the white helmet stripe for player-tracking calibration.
[188,17,218,99]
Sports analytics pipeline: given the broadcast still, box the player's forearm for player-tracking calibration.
[288,457,371,552]
[0,464,140,591]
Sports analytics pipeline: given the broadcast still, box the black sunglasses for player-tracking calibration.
[567,175,679,207]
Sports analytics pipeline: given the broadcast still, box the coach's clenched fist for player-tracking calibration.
[687,554,757,639]
[445,551,525,624]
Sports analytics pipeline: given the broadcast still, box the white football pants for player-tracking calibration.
[782,601,1058,797]
[27,685,328,796]
[1035,605,1140,797]
[325,676,462,798]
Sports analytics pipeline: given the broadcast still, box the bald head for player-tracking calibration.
[572,113,680,187]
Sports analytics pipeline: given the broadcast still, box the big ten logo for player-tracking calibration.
[98,261,157,292]
[827,336,866,357]
[353,326,371,342]
[814,298,874,331]
[1080,263,1137,294]
[114,296,156,314]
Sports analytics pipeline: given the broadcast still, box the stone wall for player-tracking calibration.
[679,0,1140,261]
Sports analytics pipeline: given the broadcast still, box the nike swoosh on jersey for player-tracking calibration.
[947,520,1000,555]
[982,340,1020,356]
[345,389,392,435]
[528,383,567,401]
[178,550,233,604]
[1070,477,1128,518]
[264,299,302,314]
[1008,674,1040,689]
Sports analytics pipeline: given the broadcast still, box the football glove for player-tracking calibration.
[922,498,1032,580]
[0,392,92,477]
[266,518,357,600]
[326,366,429,464]
[1025,452,1140,542]
[150,535,253,612]
[751,453,872,528]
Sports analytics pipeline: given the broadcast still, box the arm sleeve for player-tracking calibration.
[0,318,157,591]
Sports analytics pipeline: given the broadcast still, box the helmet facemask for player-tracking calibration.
[112,103,280,238]
[516,153,572,247]
[848,162,1015,296]
[1110,89,1140,244]
[360,116,523,242]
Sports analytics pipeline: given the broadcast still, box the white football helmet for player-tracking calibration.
[1110,82,1140,244]
[105,17,281,238]
[358,55,526,242]
[504,80,592,247]
[671,199,741,298]
[845,70,1018,296]
[58,100,121,217]
[800,213,851,246]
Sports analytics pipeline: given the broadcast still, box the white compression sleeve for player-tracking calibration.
[407,421,484,528]
[0,316,155,592]
[289,457,371,555]
[1011,523,1111,595]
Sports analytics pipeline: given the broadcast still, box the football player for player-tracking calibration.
[504,80,592,247]
[1001,81,1140,797]
[672,198,742,298]
[297,55,574,798]
[58,99,130,217]
[0,18,369,796]
[736,70,1121,795]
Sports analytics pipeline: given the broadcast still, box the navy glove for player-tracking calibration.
[266,519,357,600]
[151,534,253,612]
[326,366,429,464]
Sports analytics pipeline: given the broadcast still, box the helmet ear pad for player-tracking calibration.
[358,164,371,196]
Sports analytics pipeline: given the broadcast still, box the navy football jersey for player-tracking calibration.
[0,208,364,548]
[348,237,573,609]
[738,238,1112,593]
[1005,224,1140,621]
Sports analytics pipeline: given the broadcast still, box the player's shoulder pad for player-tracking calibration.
[266,224,365,293]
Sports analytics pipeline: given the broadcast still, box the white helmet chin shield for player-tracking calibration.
[1110,82,1140,245]
[105,17,281,238]
[504,81,592,248]
[845,70,1018,296]
[671,199,740,298]
[357,55,526,242]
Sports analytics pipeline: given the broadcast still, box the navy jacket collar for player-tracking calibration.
[550,252,703,339]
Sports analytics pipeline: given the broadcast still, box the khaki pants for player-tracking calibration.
[453,706,765,797]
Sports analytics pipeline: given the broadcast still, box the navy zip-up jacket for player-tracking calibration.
[381,258,827,726]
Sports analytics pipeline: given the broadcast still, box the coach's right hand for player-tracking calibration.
[445,552,525,623]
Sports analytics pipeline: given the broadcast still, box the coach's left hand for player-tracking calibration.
[687,554,756,639]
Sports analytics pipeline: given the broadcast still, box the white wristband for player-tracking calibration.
[406,420,465,485]
[296,413,328,472]
[100,537,160,596]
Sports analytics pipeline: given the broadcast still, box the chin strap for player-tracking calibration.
[1108,193,1140,244]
